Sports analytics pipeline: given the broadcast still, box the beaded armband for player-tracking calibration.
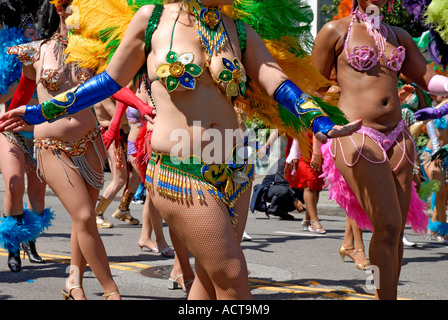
[274,80,335,136]
[22,71,122,125]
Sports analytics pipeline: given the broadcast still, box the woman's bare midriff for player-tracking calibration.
[337,62,403,133]
[33,84,98,141]
[149,80,241,162]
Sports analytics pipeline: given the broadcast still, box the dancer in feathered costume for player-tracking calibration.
[0,0,54,273]
[61,0,353,159]
[0,0,362,299]
[315,0,448,300]
[404,0,448,242]
[0,27,28,100]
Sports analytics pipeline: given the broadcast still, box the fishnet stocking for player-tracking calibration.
[147,162,253,299]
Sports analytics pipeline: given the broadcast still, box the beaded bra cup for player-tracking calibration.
[7,33,93,92]
[152,2,247,99]
[344,9,406,72]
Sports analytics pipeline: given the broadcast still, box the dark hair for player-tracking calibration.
[0,0,42,28]
[36,0,60,39]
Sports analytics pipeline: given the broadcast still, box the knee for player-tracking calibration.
[375,215,403,243]
[6,176,25,199]
[210,258,248,289]
[71,209,96,229]
[27,186,46,203]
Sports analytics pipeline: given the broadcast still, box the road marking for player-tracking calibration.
[274,231,326,237]
[0,249,405,300]
[248,278,375,300]
[0,249,150,271]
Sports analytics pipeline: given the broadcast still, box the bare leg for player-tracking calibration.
[334,130,414,300]
[169,228,195,295]
[96,142,128,228]
[39,139,120,299]
[0,135,28,216]
[341,218,369,267]
[303,188,325,233]
[138,191,157,251]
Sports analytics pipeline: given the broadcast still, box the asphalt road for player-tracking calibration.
[0,172,447,306]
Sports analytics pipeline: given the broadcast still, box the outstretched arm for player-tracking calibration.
[243,22,361,144]
[0,5,154,132]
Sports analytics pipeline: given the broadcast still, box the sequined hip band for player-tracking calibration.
[145,150,254,226]
[34,127,106,190]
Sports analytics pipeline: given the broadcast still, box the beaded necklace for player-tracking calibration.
[344,8,406,72]
[187,0,228,61]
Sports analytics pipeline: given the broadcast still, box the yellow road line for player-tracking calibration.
[0,249,407,300]
[248,278,375,300]
[0,249,150,271]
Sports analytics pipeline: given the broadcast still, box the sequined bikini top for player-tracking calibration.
[145,4,247,99]
[344,9,406,72]
[7,33,93,92]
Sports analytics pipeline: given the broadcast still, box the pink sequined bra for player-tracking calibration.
[344,9,406,72]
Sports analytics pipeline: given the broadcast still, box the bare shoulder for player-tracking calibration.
[319,17,351,39]
[132,4,162,26]
[389,25,414,45]
[315,17,351,53]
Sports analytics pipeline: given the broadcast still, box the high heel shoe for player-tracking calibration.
[339,245,370,270]
[7,250,21,272]
[309,220,326,234]
[103,291,120,300]
[21,241,45,264]
[62,284,83,300]
[168,274,183,290]
[301,220,310,231]
[168,274,194,294]
[138,242,159,253]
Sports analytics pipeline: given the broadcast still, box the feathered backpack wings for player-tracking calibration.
[64,0,347,158]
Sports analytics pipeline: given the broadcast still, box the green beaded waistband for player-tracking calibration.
[145,151,254,227]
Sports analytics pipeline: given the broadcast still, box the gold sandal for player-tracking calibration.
[339,245,370,270]
[62,285,83,300]
[103,291,121,300]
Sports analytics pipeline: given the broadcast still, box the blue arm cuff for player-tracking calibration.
[23,71,122,125]
[273,80,334,136]
[312,116,335,137]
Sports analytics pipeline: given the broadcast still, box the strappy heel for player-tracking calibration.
[62,285,83,300]
[168,274,183,290]
[103,291,120,300]
[339,245,370,270]
[301,220,310,231]
[309,220,326,234]
[169,274,194,293]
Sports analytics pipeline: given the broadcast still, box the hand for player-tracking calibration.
[310,154,322,172]
[293,199,306,212]
[143,107,157,124]
[0,106,28,132]
[315,118,363,144]
[284,158,298,178]
[414,107,440,121]
[431,145,448,162]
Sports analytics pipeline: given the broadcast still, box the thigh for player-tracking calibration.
[148,168,245,271]
[0,134,27,184]
[333,134,402,230]
[387,128,416,225]
[38,141,103,216]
